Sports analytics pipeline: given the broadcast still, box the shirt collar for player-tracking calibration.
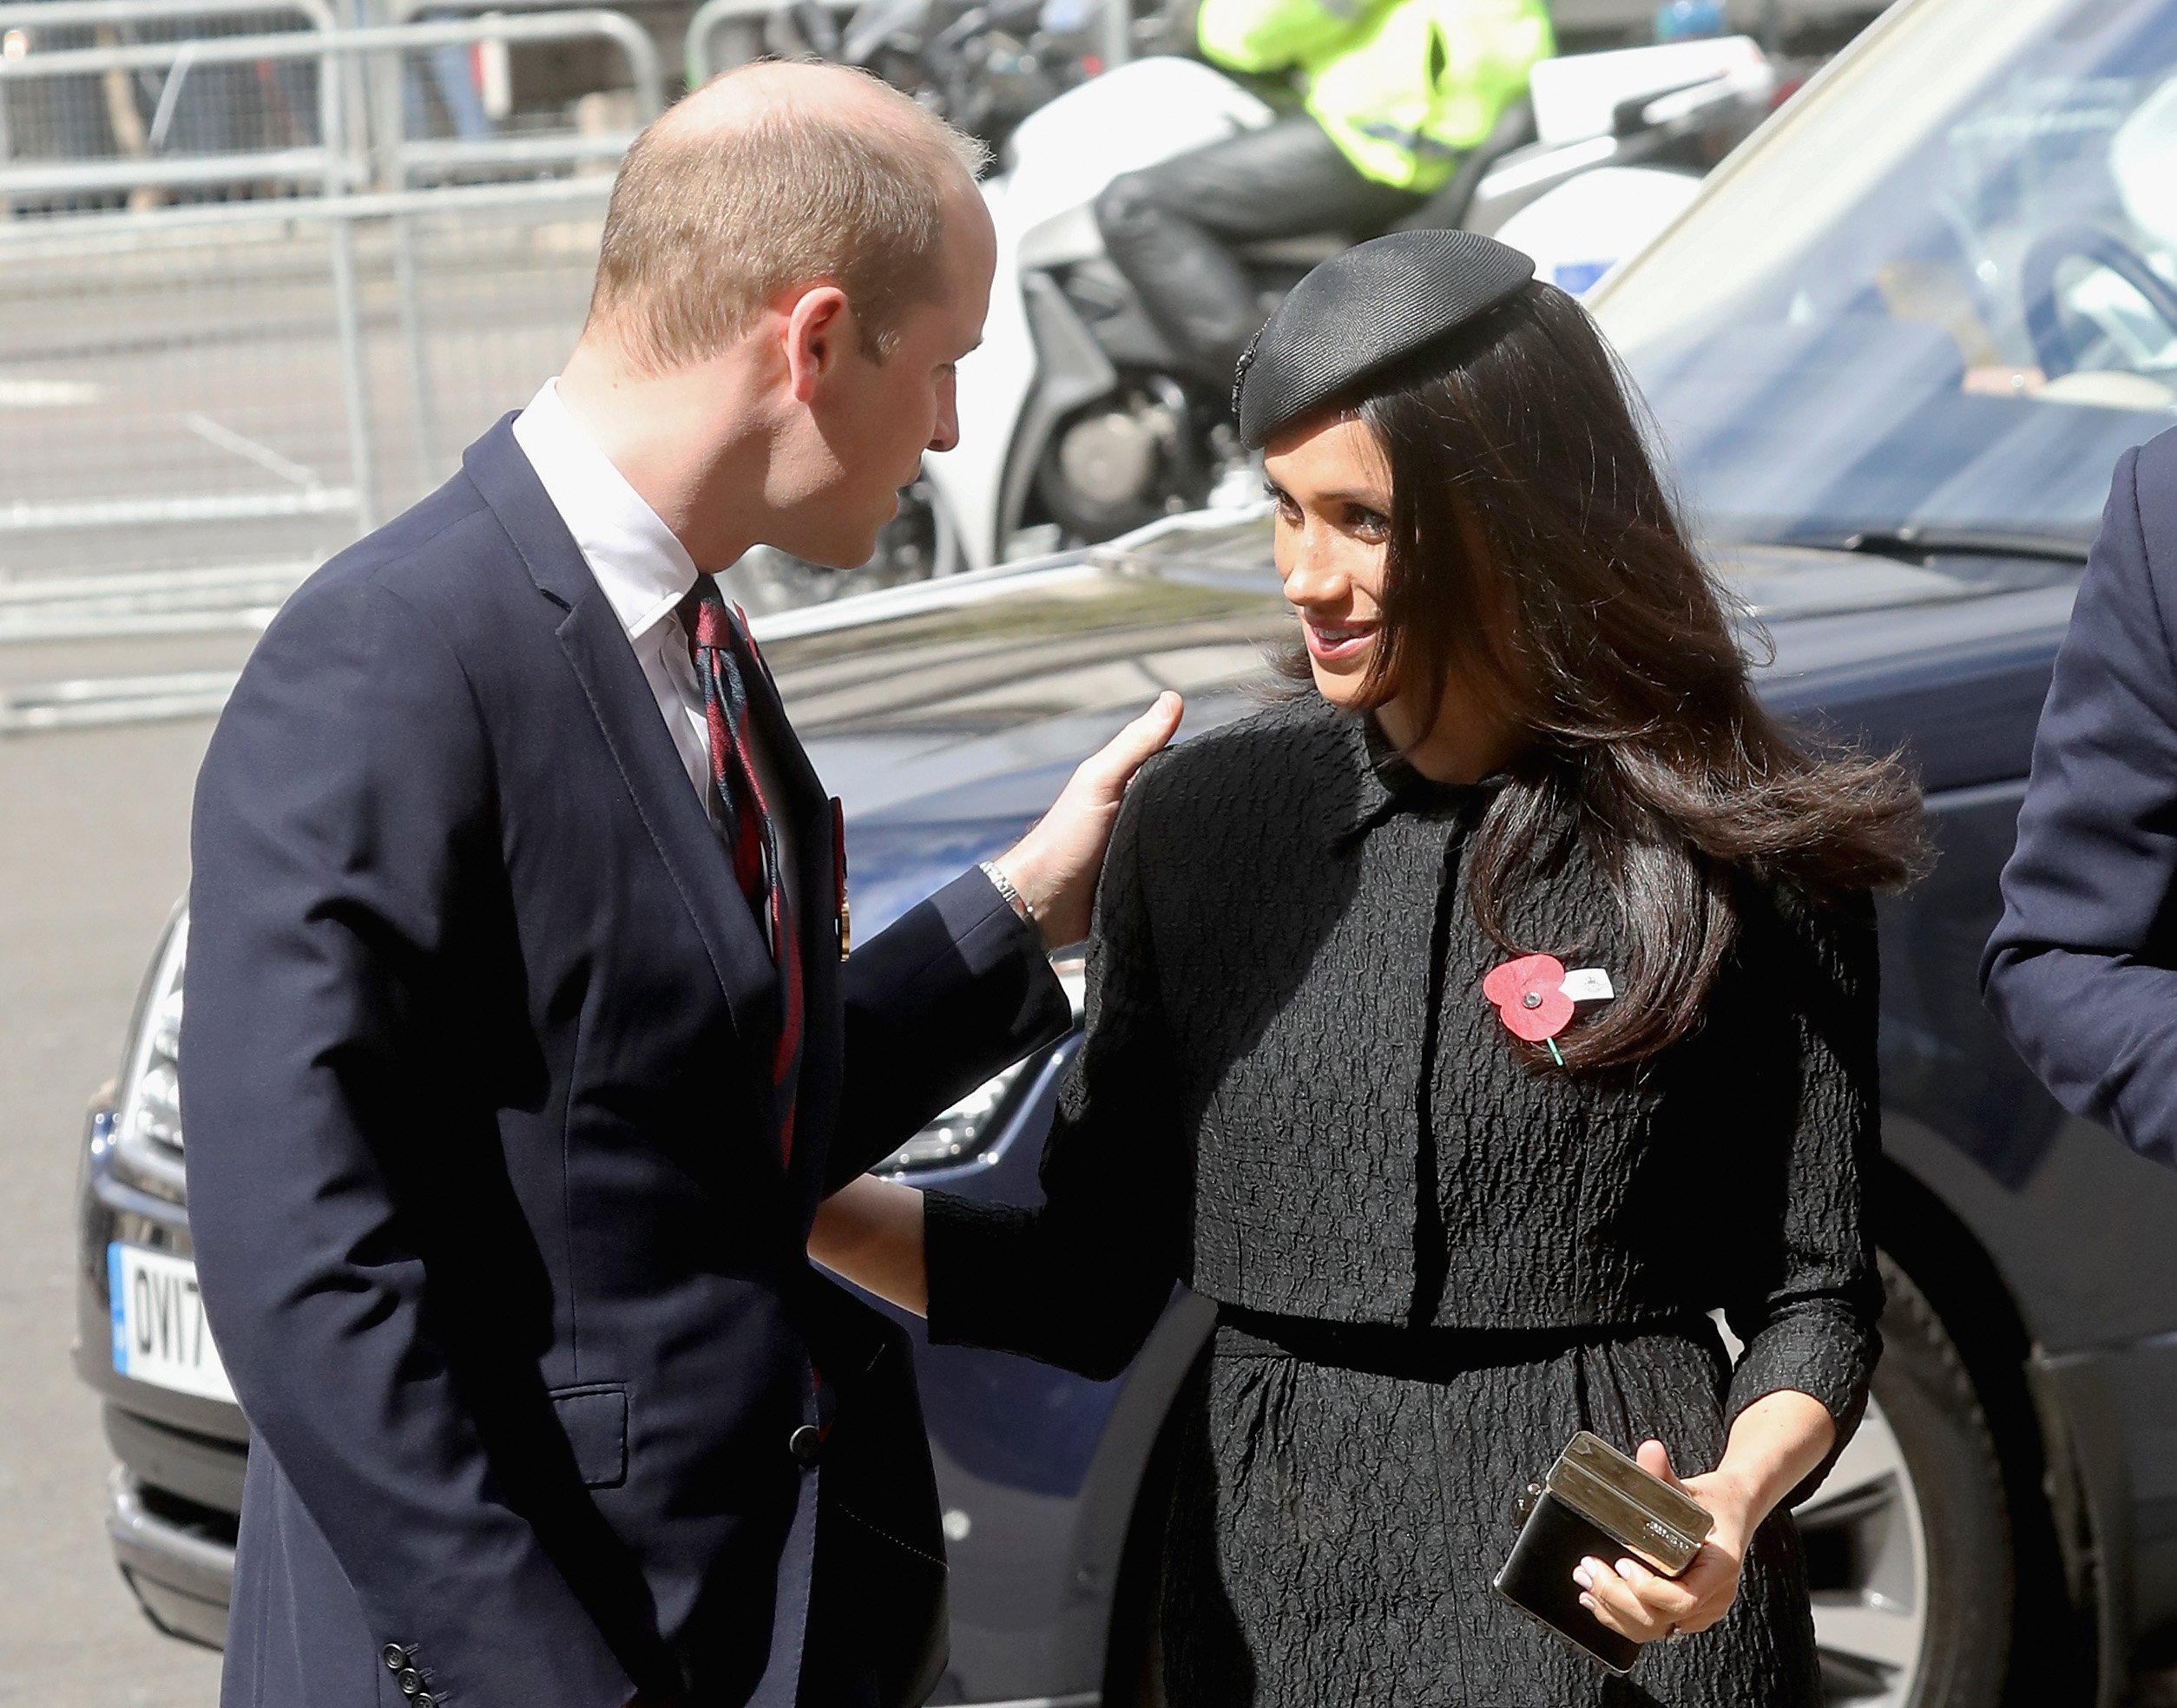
[510,378,699,642]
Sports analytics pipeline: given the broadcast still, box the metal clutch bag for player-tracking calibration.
[1491,1430,1715,1674]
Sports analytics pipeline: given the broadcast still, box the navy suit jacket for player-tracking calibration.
[181,418,1071,1708]
[1983,425,2177,1170]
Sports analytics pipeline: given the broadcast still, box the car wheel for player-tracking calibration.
[1796,1252,2012,1708]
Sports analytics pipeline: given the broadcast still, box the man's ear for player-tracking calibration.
[783,284,856,404]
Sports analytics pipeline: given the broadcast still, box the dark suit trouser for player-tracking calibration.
[1094,115,1427,383]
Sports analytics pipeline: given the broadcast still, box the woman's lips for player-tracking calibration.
[1303,617,1378,664]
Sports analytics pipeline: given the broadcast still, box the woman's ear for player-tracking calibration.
[782,283,853,404]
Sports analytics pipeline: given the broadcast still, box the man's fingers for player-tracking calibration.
[1077,693,1183,792]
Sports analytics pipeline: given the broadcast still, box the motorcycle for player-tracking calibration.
[922,31,1782,570]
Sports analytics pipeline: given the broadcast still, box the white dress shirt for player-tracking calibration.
[511,378,799,916]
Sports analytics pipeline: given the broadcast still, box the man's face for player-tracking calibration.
[781,190,995,568]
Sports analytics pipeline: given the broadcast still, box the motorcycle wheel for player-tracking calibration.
[1034,379,1211,546]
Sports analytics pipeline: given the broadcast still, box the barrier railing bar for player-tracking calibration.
[394,131,636,174]
[0,0,335,31]
[0,561,318,603]
[384,0,687,15]
[0,12,666,119]
[0,172,613,245]
[0,605,294,644]
[0,669,243,735]
[0,488,360,532]
[0,148,352,195]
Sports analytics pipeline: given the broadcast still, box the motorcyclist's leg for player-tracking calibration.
[1096,115,1424,382]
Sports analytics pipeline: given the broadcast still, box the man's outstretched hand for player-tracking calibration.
[993,693,1183,947]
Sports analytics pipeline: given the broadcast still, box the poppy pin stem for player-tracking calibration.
[1546,1038,1565,1068]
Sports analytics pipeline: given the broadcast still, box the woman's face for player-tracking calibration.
[1264,412,1392,715]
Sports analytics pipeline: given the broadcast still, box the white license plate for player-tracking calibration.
[109,1243,235,1404]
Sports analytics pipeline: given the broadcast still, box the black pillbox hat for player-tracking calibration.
[1233,229,1536,449]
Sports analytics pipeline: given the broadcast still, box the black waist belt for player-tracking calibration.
[1213,1304,1719,1382]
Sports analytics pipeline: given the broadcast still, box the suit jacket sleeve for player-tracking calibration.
[1983,437,2177,1169]
[181,579,635,1708]
[920,772,1188,1382]
[824,870,1075,1192]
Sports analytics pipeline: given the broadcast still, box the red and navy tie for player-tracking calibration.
[681,575,804,1167]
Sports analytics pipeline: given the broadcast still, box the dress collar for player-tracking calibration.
[510,378,699,644]
[1331,706,1504,843]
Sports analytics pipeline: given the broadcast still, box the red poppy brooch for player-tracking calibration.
[1483,956,1615,1067]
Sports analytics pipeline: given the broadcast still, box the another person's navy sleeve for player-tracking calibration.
[1983,430,2177,1169]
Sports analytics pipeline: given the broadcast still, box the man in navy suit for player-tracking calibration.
[1984,426,2177,1171]
[181,62,1182,1708]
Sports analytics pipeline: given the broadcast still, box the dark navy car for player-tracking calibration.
[69,0,2177,1703]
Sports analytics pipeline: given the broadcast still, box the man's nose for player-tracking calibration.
[927,373,960,455]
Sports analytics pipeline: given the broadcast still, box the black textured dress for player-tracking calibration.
[924,697,1883,1706]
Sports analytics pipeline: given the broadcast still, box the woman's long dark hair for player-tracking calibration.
[1289,279,1929,1072]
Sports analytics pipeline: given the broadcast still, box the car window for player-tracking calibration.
[1594,0,2177,549]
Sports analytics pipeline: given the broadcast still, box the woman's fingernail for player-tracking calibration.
[1615,1559,1641,1581]
[1572,1565,1592,1589]
[1578,1593,1596,1613]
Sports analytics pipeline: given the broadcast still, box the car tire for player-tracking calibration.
[1796,1252,2013,1708]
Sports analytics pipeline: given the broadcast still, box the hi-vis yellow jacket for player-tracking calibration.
[1197,0,1554,192]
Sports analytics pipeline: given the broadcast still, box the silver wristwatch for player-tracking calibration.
[978,859,1032,924]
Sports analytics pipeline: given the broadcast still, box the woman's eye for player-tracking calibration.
[1347,505,1389,535]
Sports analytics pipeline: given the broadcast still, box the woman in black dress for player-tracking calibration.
[811,231,1926,1704]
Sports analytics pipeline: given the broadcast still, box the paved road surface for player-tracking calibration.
[0,706,226,1708]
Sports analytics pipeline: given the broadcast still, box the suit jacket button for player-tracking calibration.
[399,1669,426,1696]
[789,1423,823,1466]
[382,1646,410,1672]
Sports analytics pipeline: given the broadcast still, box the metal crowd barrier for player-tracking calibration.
[1,0,1128,732]
[0,3,649,737]
[0,11,662,191]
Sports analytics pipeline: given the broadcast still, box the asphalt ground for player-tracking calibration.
[0,701,227,1708]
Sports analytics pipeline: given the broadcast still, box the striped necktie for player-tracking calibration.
[681,575,804,1167]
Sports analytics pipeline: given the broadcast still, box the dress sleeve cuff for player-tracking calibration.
[923,1191,1044,1354]
[1724,1307,1879,1508]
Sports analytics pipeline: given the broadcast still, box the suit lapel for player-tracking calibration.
[461,419,779,1045]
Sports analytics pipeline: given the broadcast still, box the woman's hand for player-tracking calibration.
[1575,1442,1754,1644]
[1575,1390,1837,1646]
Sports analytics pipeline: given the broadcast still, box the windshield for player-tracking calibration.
[1593,0,2177,550]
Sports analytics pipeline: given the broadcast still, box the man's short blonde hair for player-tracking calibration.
[585,62,988,371]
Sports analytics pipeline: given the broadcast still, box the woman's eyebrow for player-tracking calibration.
[1312,488,1391,509]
